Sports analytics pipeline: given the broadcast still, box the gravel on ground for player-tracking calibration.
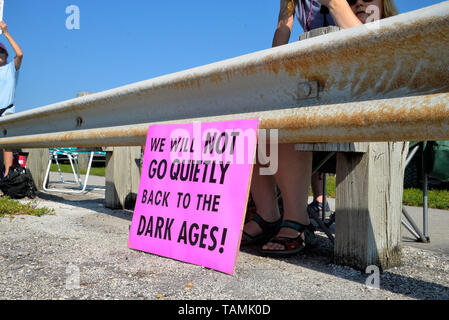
[1,192,448,300]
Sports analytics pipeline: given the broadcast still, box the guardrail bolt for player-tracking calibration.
[297,81,319,100]
[76,117,83,127]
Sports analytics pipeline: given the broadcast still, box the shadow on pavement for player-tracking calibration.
[35,191,133,222]
[240,234,449,300]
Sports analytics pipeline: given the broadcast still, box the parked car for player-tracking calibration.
[404,141,449,189]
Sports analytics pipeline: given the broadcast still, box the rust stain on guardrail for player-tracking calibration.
[1,93,447,148]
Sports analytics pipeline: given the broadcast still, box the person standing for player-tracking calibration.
[0,20,23,178]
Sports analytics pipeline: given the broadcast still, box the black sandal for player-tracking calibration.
[241,212,282,246]
[260,220,316,257]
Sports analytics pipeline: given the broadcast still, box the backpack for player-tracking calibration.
[0,165,37,199]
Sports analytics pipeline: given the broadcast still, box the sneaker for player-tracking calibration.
[307,200,331,217]
[325,212,336,228]
[307,200,331,230]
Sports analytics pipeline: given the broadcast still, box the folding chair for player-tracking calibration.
[401,142,431,243]
[43,147,104,194]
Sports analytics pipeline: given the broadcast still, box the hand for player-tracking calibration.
[318,0,363,28]
[0,21,9,35]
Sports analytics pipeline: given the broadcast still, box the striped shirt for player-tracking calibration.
[293,0,336,32]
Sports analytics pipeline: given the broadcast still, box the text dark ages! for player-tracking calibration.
[136,215,228,254]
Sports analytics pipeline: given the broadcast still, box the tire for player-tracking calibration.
[404,159,420,189]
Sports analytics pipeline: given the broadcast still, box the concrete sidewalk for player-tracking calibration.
[45,172,106,192]
[401,206,449,255]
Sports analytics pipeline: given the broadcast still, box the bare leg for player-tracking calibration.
[3,150,13,178]
[262,145,312,251]
[311,172,324,203]
[243,161,281,238]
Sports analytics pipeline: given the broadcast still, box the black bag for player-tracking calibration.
[0,165,37,199]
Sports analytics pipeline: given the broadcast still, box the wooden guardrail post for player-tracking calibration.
[104,146,142,210]
[76,147,105,170]
[297,141,408,270]
[334,142,409,270]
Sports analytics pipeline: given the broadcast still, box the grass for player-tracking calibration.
[0,197,55,218]
[309,175,337,199]
[312,175,449,210]
[50,163,105,177]
[402,188,449,210]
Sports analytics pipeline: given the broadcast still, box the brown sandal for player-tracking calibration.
[260,220,316,257]
[241,212,282,246]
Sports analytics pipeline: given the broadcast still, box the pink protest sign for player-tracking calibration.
[128,119,259,274]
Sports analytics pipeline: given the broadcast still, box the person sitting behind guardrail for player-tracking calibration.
[241,0,398,257]
[0,21,23,179]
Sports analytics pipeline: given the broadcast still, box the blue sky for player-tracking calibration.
[1,0,445,112]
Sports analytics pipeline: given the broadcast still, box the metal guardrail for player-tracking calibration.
[0,2,448,148]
